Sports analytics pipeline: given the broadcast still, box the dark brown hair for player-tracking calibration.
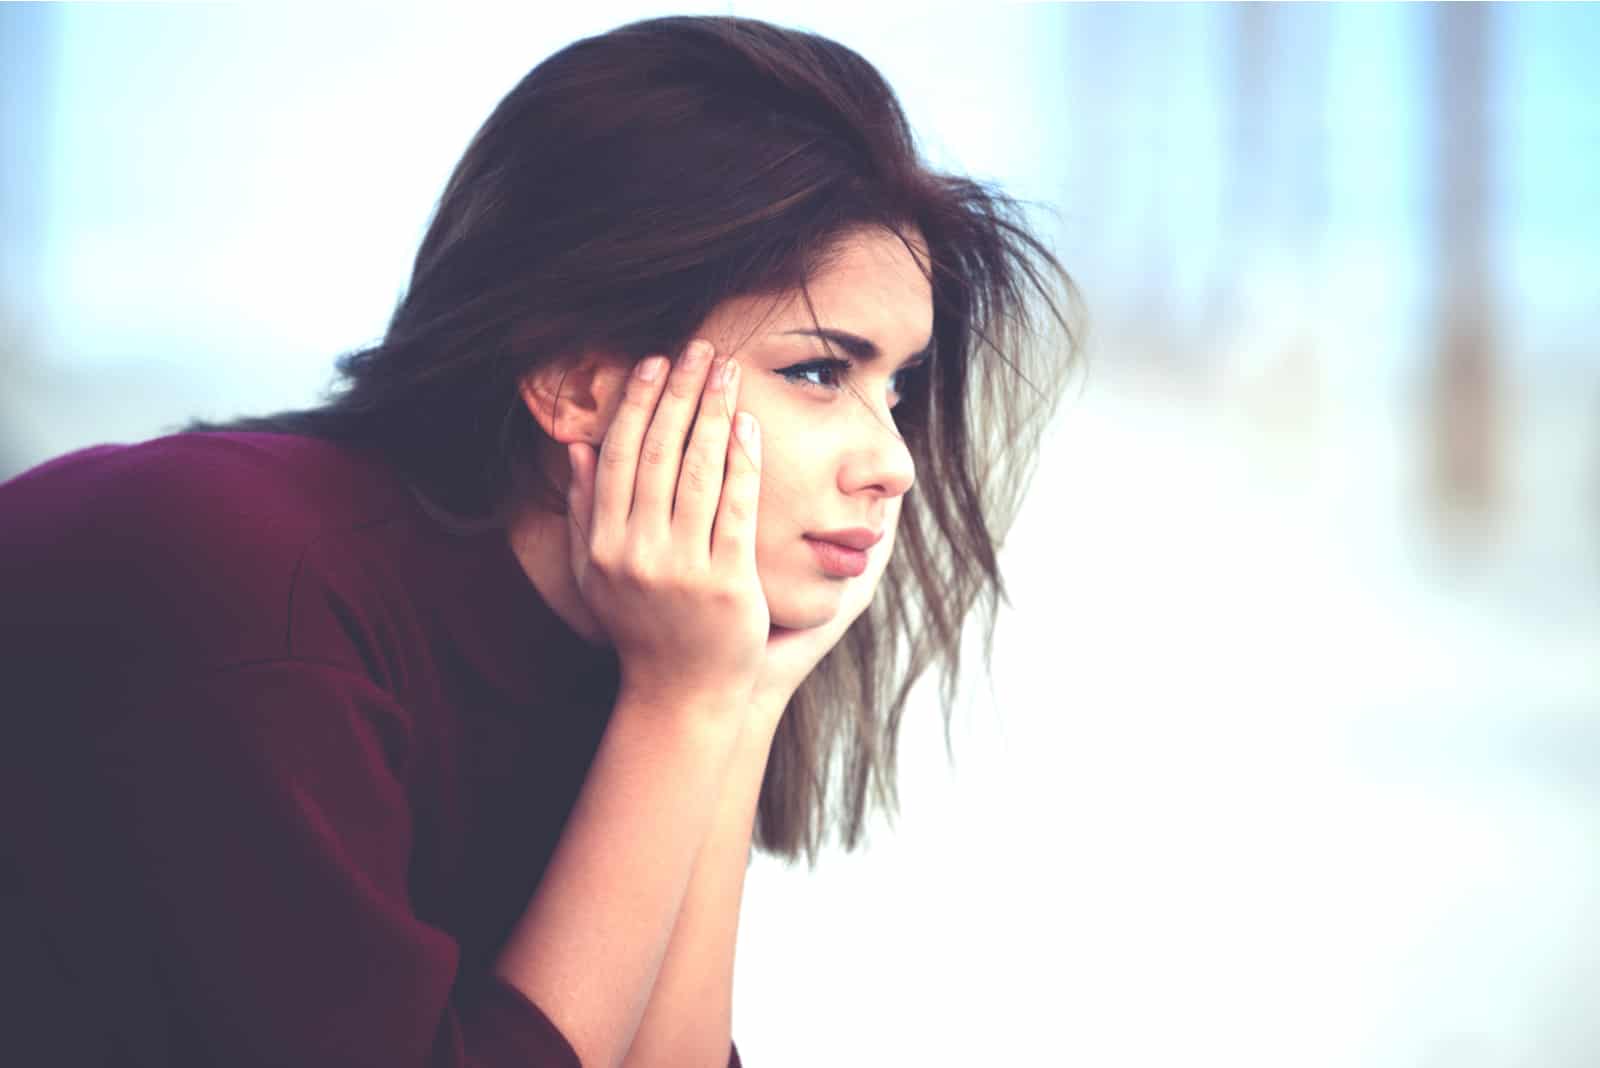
[187,15,1079,867]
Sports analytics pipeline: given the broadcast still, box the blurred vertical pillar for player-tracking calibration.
[1062,4,1178,372]
[1217,0,1268,335]
[1129,8,1179,373]
[1216,2,1274,414]
[1427,3,1502,531]
[1213,4,1329,464]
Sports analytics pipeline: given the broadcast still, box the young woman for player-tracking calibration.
[0,15,1075,1068]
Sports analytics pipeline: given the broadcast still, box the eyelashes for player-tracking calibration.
[775,357,852,390]
[775,356,928,405]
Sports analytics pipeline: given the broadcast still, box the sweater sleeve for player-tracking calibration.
[13,657,580,1068]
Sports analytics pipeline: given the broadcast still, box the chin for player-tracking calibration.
[764,586,844,632]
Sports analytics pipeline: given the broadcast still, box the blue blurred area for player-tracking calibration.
[2,4,1597,1066]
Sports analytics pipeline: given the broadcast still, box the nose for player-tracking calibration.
[837,403,916,501]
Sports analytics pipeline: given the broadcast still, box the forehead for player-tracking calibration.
[714,227,934,352]
[790,228,933,334]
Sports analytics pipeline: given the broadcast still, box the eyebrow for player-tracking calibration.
[781,328,933,365]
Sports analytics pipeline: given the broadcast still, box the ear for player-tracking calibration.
[518,353,632,446]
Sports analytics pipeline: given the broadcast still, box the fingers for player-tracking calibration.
[631,339,719,533]
[585,338,755,573]
[669,354,740,546]
[588,349,674,547]
[710,409,760,565]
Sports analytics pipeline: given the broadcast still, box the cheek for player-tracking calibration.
[747,422,813,526]
[751,477,799,575]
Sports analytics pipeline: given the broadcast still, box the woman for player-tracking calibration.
[0,15,1075,1068]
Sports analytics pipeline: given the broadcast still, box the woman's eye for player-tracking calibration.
[776,358,849,392]
[777,356,924,405]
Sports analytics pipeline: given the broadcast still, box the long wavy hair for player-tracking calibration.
[186,14,1080,867]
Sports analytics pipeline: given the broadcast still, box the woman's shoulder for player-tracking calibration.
[0,431,407,532]
[0,432,413,582]
[0,431,424,677]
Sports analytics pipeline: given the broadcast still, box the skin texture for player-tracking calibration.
[510,225,933,676]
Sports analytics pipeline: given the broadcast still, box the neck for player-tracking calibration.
[498,444,614,649]
[504,492,611,649]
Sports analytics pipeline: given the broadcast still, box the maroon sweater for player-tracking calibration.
[0,432,742,1067]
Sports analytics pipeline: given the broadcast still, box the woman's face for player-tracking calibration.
[520,225,932,638]
[693,227,931,630]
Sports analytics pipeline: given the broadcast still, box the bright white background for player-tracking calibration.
[3,4,1597,1065]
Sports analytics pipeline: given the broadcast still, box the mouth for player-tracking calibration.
[804,535,869,578]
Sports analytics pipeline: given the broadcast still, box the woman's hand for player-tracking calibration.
[564,339,767,717]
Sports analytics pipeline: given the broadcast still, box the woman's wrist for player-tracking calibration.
[740,691,790,746]
[614,675,757,739]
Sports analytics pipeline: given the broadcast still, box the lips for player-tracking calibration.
[805,528,883,551]
[805,536,870,577]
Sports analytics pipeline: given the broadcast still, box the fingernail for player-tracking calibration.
[637,357,664,382]
[686,339,713,366]
[721,358,738,389]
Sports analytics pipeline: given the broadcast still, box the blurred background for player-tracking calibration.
[2,3,1597,1065]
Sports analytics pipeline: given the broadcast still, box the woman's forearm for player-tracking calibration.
[493,685,749,1068]
[620,714,778,1067]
